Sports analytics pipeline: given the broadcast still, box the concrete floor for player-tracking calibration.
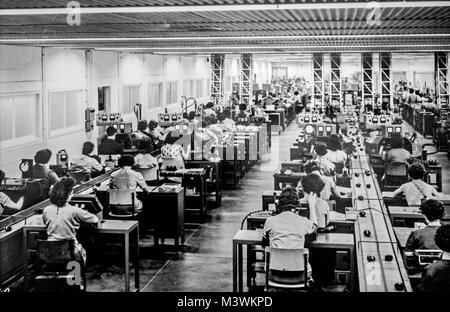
[84,121,450,292]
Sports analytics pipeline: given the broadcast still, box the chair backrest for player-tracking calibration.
[36,239,75,273]
[414,249,443,266]
[385,162,408,177]
[268,247,309,272]
[108,189,135,206]
[160,156,184,170]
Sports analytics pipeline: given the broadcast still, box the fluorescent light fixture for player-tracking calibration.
[0,1,449,15]
[1,33,450,43]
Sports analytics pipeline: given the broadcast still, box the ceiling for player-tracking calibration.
[0,0,449,54]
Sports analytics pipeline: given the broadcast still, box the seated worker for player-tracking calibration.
[42,177,99,264]
[134,139,158,186]
[325,135,347,166]
[203,102,217,118]
[235,104,250,125]
[197,120,220,162]
[222,109,236,132]
[302,161,340,201]
[98,126,124,155]
[300,173,330,230]
[385,133,411,164]
[408,88,417,104]
[392,163,440,206]
[109,155,150,214]
[313,142,335,176]
[33,149,60,185]
[406,199,445,251]
[417,224,450,292]
[0,170,23,215]
[71,142,104,175]
[262,186,318,281]
[134,119,152,140]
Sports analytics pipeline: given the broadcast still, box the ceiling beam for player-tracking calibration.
[1,1,450,16]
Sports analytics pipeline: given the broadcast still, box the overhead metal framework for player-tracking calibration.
[239,53,253,106]
[379,52,393,108]
[330,53,342,106]
[435,52,449,106]
[210,54,225,106]
[312,53,325,108]
[362,52,375,110]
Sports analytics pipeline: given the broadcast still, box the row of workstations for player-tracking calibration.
[0,121,272,292]
[232,112,417,292]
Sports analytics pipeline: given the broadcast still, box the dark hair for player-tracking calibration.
[209,117,218,125]
[206,102,214,109]
[117,155,135,167]
[217,113,225,122]
[137,119,148,131]
[0,170,4,184]
[223,110,231,119]
[34,149,52,164]
[301,173,325,196]
[148,120,158,130]
[420,199,445,222]
[327,137,342,151]
[106,126,117,137]
[390,134,404,149]
[202,120,209,128]
[278,186,299,211]
[435,224,450,252]
[314,142,328,156]
[188,111,196,121]
[138,138,153,154]
[294,91,299,96]
[82,142,94,156]
[304,160,320,174]
[164,132,183,145]
[408,163,426,180]
[49,177,76,207]
[239,104,247,111]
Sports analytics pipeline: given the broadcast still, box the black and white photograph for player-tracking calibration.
[0,0,449,302]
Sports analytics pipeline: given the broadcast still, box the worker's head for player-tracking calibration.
[117,154,135,167]
[138,138,153,154]
[327,137,342,152]
[106,126,117,137]
[49,177,76,207]
[223,110,231,119]
[390,133,404,149]
[209,116,218,125]
[206,102,214,109]
[278,186,300,212]
[137,119,148,131]
[314,142,328,156]
[202,120,209,128]
[409,88,414,94]
[34,149,52,165]
[435,224,450,252]
[82,142,95,156]
[303,160,321,174]
[420,199,445,223]
[148,120,158,130]
[294,91,299,96]
[239,104,247,111]
[188,111,196,121]
[407,163,426,180]
[0,170,5,184]
[301,173,325,196]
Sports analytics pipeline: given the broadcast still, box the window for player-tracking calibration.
[0,93,40,147]
[165,81,178,104]
[147,83,162,109]
[196,79,205,98]
[182,79,194,97]
[98,86,111,112]
[206,78,211,97]
[122,85,140,113]
[49,90,83,135]
[225,76,232,92]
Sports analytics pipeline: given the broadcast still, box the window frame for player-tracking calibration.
[49,88,85,138]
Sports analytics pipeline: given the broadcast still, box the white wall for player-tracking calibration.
[0,45,212,176]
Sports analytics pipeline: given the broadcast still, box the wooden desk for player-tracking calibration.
[232,230,355,292]
[23,220,140,292]
[261,190,280,211]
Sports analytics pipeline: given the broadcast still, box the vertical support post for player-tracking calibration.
[379,52,393,109]
[330,53,342,107]
[210,54,225,106]
[240,53,253,106]
[312,53,325,108]
[435,52,449,106]
[362,52,375,110]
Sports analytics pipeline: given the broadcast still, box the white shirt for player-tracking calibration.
[325,150,347,164]
[394,180,439,206]
[263,211,315,249]
[310,170,336,201]
[71,154,103,172]
[316,155,335,176]
[134,153,158,181]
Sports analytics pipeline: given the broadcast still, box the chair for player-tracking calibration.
[265,247,309,291]
[382,162,409,191]
[108,189,138,218]
[34,239,86,292]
